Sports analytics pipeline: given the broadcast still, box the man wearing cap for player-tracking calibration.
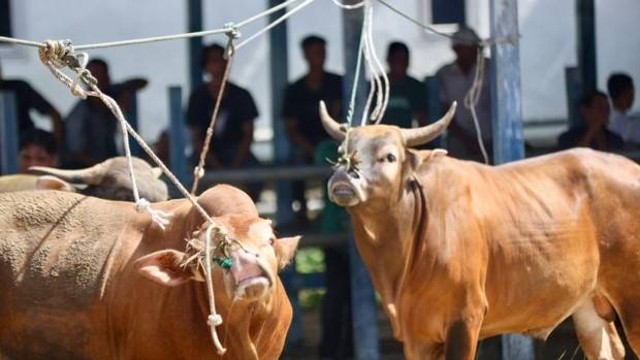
[435,26,493,163]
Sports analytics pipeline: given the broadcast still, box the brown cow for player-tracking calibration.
[0,184,299,359]
[320,100,640,359]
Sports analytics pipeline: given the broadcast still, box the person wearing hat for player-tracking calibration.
[435,26,493,163]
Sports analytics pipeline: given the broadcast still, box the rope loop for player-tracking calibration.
[223,22,240,59]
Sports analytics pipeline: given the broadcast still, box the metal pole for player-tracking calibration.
[576,0,597,95]
[0,91,18,175]
[565,66,583,128]
[489,1,533,358]
[267,0,301,350]
[168,86,189,189]
[490,0,525,164]
[188,0,204,92]
[343,4,380,360]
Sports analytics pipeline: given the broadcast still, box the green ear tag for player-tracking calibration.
[216,257,233,270]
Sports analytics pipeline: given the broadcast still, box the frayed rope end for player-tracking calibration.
[135,198,172,230]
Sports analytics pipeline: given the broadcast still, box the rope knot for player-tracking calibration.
[193,166,205,180]
[223,22,240,59]
[207,314,223,327]
[135,198,172,230]
[38,40,73,69]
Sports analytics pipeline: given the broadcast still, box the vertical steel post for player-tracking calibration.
[490,0,525,164]
[0,91,18,174]
[489,1,533,358]
[168,86,188,188]
[576,0,597,95]
[267,0,301,349]
[343,3,380,360]
[188,0,204,92]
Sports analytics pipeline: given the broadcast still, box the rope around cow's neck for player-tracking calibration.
[38,40,229,355]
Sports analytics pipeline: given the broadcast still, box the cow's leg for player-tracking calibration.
[611,301,640,357]
[572,298,625,360]
[403,341,444,360]
[443,315,483,360]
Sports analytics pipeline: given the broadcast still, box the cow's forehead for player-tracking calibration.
[346,125,405,150]
[217,215,272,241]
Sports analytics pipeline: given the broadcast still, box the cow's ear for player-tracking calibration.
[134,249,193,287]
[273,236,301,270]
[36,175,76,192]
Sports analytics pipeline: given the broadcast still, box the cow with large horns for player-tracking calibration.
[0,184,299,359]
[320,100,640,359]
[0,156,168,202]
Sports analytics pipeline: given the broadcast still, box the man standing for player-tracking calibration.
[606,73,637,144]
[435,26,492,162]
[0,63,63,146]
[186,43,262,198]
[379,42,428,130]
[283,35,342,222]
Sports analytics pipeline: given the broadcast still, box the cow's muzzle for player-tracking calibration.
[227,249,273,300]
[328,169,363,207]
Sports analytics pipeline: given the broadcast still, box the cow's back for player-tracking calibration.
[0,191,139,359]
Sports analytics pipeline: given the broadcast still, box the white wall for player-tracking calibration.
[1,0,639,148]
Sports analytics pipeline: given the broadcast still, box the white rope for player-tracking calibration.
[360,2,380,125]
[363,3,390,125]
[235,0,304,28]
[331,0,365,9]
[0,35,43,48]
[235,0,315,50]
[463,49,489,164]
[345,6,368,128]
[204,224,227,355]
[0,0,304,52]
[376,0,520,46]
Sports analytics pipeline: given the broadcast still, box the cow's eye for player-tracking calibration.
[386,154,397,162]
[269,237,275,246]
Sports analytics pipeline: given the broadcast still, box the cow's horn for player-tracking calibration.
[29,161,108,185]
[400,101,457,147]
[319,101,346,142]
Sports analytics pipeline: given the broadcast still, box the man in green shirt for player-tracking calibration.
[378,42,429,130]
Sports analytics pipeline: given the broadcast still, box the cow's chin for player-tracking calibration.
[234,276,271,300]
[329,182,365,207]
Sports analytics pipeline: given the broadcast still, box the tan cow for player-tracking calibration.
[0,156,168,202]
[320,100,640,359]
[0,184,299,359]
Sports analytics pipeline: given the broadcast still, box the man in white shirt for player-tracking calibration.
[606,73,637,144]
[435,26,492,163]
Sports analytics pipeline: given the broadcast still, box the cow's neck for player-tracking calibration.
[348,177,426,338]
